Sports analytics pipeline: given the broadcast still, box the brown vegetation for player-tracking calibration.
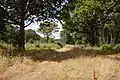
[0,45,120,80]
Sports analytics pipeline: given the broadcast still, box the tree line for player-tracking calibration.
[1,0,120,50]
[60,0,120,46]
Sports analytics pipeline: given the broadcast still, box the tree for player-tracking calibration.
[0,6,7,40]
[0,24,20,46]
[25,29,41,43]
[0,22,6,41]
[60,30,76,44]
[60,0,120,46]
[0,0,65,50]
[38,21,57,43]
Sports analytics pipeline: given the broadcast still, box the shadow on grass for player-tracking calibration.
[1,44,120,62]
[23,47,120,62]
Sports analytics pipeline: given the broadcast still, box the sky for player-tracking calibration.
[25,21,62,39]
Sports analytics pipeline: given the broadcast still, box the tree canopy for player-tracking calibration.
[38,21,57,43]
[0,0,66,50]
[60,0,120,46]
[1,0,120,48]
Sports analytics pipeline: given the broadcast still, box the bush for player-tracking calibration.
[39,43,60,50]
[34,41,40,48]
[114,44,120,52]
[56,42,64,48]
[25,43,35,50]
[28,39,34,44]
[25,42,61,50]
[101,44,114,52]
[54,40,65,48]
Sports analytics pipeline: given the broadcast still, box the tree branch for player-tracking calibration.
[24,0,30,13]
[3,19,19,25]
[25,17,34,27]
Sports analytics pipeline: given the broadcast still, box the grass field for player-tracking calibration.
[0,45,120,80]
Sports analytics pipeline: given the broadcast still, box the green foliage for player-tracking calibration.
[101,44,114,52]
[56,43,64,48]
[114,44,120,52]
[0,24,20,47]
[25,42,60,50]
[25,29,41,43]
[0,0,65,49]
[101,44,120,52]
[38,21,57,34]
[39,38,47,43]
[25,43,35,50]
[61,0,120,46]
[48,38,54,43]
[60,30,76,44]
[39,38,55,43]
[54,39,66,48]
[38,21,57,43]
[34,41,40,48]
[28,39,34,44]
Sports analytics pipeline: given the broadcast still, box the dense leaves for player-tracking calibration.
[0,24,19,46]
[0,0,65,24]
[25,29,41,43]
[60,0,120,46]
[38,21,57,43]
[0,0,66,49]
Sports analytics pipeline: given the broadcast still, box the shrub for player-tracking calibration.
[54,40,65,48]
[34,41,40,48]
[25,43,35,50]
[39,43,60,50]
[101,44,114,52]
[35,44,40,48]
[114,44,120,52]
[28,39,34,44]
[56,42,64,48]
[25,42,61,50]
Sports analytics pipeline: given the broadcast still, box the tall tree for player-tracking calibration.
[0,6,7,40]
[60,0,120,46]
[0,0,65,50]
[38,21,57,43]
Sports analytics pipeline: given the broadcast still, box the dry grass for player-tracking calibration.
[0,45,120,80]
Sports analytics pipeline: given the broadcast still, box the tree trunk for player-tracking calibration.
[19,18,25,50]
[46,35,49,43]
[91,36,96,47]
